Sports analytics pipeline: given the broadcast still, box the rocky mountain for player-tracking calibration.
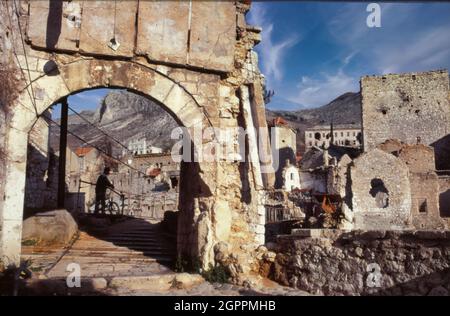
[51,90,179,156]
[50,90,361,156]
[266,92,361,151]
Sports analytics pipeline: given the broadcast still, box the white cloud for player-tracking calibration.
[287,70,358,108]
[343,51,358,66]
[377,26,450,74]
[328,3,450,75]
[71,93,102,103]
[248,3,300,85]
[250,3,450,110]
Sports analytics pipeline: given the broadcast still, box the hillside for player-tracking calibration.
[51,90,179,156]
[266,92,361,151]
[50,90,361,156]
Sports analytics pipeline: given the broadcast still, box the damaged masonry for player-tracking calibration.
[0,1,450,296]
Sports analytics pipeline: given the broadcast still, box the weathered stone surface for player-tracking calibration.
[91,277,108,290]
[213,200,232,241]
[189,2,236,72]
[273,231,450,296]
[28,0,80,52]
[350,148,412,230]
[361,70,450,170]
[109,273,204,292]
[1,1,269,280]
[25,1,238,73]
[136,1,189,65]
[378,141,447,230]
[22,209,78,246]
[79,1,137,57]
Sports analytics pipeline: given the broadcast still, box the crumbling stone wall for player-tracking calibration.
[23,114,54,213]
[271,230,450,296]
[350,149,411,230]
[398,144,445,229]
[361,70,450,170]
[439,177,450,224]
[0,0,271,278]
[376,140,447,230]
[271,126,297,189]
[0,0,22,268]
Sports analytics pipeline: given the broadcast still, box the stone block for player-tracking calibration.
[213,200,232,241]
[28,1,80,52]
[22,209,78,246]
[136,1,189,65]
[90,277,108,290]
[189,2,236,72]
[79,1,137,57]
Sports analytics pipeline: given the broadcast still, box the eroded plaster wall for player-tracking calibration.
[350,149,412,230]
[376,141,447,230]
[27,0,236,73]
[361,70,450,170]
[398,145,446,230]
[0,0,22,268]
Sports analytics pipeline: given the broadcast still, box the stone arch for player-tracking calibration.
[14,58,211,133]
[1,58,215,265]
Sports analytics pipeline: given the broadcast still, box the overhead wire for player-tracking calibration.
[4,0,39,118]
[67,105,130,152]
[5,1,171,189]
[41,114,148,178]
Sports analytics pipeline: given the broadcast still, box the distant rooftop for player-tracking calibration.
[75,147,94,157]
[267,117,296,130]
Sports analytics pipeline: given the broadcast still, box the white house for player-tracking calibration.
[282,161,301,192]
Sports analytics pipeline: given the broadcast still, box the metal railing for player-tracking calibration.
[265,206,296,223]
[77,179,178,219]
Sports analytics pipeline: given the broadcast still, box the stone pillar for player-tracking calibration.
[0,127,28,266]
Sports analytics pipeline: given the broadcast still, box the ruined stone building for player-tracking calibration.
[24,112,109,214]
[23,111,93,216]
[121,152,179,175]
[0,0,273,277]
[267,117,297,189]
[297,70,450,232]
[125,139,163,156]
[304,124,361,150]
[326,70,450,231]
[111,152,179,201]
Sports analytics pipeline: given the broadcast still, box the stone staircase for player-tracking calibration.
[22,218,177,279]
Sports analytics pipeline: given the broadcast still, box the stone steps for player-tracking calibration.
[23,218,177,278]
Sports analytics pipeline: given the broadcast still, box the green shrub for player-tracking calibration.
[21,239,38,246]
[202,263,230,284]
[173,255,202,273]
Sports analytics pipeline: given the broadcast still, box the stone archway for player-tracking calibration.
[1,58,216,266]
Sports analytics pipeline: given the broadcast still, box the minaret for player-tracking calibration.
[330,117,334,147]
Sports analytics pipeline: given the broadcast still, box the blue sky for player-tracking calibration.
[247,2,450,110]
[52,88,110,119]
[56,2,450,116]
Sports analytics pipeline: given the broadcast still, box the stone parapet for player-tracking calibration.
[271,229,450,295]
